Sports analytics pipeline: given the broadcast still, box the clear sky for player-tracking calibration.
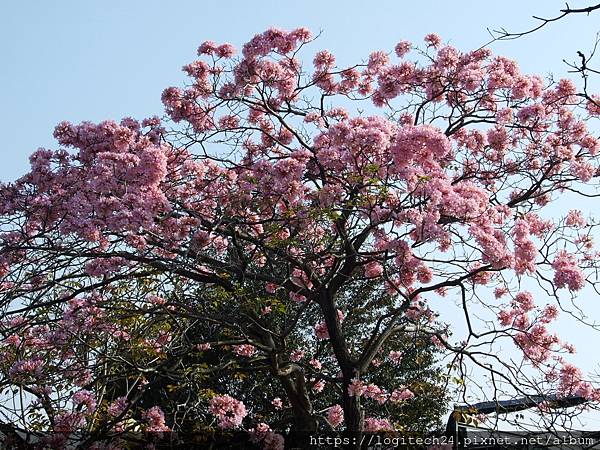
[3,0,600,427]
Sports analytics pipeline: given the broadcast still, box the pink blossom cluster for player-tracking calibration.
[557,363,600,400]
[209,395,247,429]
[364,417,393,432]
[390,387,415,402]
[309,358,322,370]
[347,378,368,397]
[347,379,397,405]
[47,119,170,242]
[8,357,43,379]
[326,404,344,428]
[233,344,257,357]
[143,406,170,434]
[552,250,585,291]
[312,379,325,393]
[107,397,129,417]
[72,390,96,413]
[364,261,384,278]
[54,411,86,433]
[314,309,344,340]
[512,219,537,275]
[250,422,285,450]
[289,349,305,362]
[197,40,236,58]
[498,291,564,363]
[388,350,403,364]
[566,210,586,228]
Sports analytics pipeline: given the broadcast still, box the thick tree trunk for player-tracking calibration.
[343,381,365,450]
[278,365,318,447]
[318,290,366,448]
[262,329,318,446]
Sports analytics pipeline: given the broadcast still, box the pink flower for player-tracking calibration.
[312,379,325,393]
[250,423,285,450]
[146,294,166,305]
[512,219,536,275]
[314,321,329,339]
[209,395,247,429]
[348,378,367,397]
[566,210,586,228]
[388,350,403,364]
[430,336,445,349]
[72,390,96,413]
[364,261,384,278]
[251,422,272,438]
[364,383,388,404]
[309,358,322,370]
[552,250,585,291]
[496,107,513,124]
[108,396,129,417]
[233,344,257,357]
[494,287,509,298]
[144,406,170,433]
[5,334,20,346]
[289,292,307,303]
[84,257,127,277]
[513,291,535,313]
[290,27,312,42]
[265,282,278,293]
[541,304,559,322]
[556,363,598,399]
[216,43,236,58]
[424,33,442,48]
[218,115,240,129]
[314,309,344,339]
[537,401,552,413]
[54,412,86,433]
[367,51,389,73]
[327,404,344,428]
[271,397,283,409]
[364,417,392,432]
[197,40,218,55]
[313,50,335,69]
[9,358,43,379]
[395,40,411,58]
[290,349,305,362]
[587,95,600,116]
[390,387,415,402]
[570,160,595,182]
[263,432,285,450]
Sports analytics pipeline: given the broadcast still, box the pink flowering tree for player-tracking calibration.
[2,27,600,448]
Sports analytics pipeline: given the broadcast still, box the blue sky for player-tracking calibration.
[3,0,600,424]
[1,0,599,181]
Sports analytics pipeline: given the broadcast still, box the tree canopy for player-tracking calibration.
[1,27,600,449]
